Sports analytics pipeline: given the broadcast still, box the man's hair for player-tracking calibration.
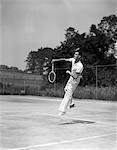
[75,47,80,51]
[74,47,82,56]
[74,47,80,52]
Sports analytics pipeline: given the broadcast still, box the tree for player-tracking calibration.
[0,65,9,70]
[0,65,23,72]
[9,66,19,72]
[25,47,53,74]
[98,15,117,41]
[81,15,117,86]
[65,27,76,40]
[25,51,38,73]
[98,15,117,57]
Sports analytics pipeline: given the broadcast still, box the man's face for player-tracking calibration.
[45,57,48,61]
[74,52,80,60]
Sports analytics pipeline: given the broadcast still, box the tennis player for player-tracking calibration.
[52,48,83,116]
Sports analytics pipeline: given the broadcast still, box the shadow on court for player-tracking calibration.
[59,119,95,125]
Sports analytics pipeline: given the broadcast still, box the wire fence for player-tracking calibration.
[0,64,117,100]
[47,63,117,100]
[84,64,117,99]
[0,69,43,95]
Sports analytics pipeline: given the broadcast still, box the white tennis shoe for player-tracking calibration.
[58,111,66,116]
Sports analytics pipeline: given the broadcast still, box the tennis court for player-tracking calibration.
[0,95,116,150]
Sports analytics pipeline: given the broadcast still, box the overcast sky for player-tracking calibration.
[0,0,117,70]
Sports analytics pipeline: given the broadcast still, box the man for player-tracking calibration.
[52,48,83,116]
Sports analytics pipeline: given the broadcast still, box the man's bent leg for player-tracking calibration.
[58,90,72,113]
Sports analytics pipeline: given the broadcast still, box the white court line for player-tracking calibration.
[0,95,61,102]
[1,95,116,104]
[7,133,116,150]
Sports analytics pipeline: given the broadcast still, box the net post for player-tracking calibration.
[95,65,98,100]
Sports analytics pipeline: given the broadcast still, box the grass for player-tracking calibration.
[74,86,117,101]
[38,84,117,101]
[0,83,116,101]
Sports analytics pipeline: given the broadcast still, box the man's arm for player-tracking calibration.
[66,70,82,79]
[52,58,70,63]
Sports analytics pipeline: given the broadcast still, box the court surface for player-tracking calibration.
[0,95,117,150]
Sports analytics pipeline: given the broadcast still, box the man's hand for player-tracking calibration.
[66,70,76,79]
[66,70,71,74]
[51,59,55,63]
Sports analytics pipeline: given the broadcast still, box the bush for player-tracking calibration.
[74,86,117,101]
[38,84,117,101]
[0,82,116,101]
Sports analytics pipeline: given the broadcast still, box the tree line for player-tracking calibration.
[0,65,24,73]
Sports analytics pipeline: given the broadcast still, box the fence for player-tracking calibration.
[84,64,117,100]
[0,64,116,100]
[44,64,117,100]
[0,69,43,95]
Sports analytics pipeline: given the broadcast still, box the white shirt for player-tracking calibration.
[68,58,83,74]
[65,58,83,91]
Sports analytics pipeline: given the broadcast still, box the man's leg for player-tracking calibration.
[68,97,76,108]
[60,77,81,113]
[67,96,74,107]
[69,82,79,108]
[58,89,72,115]
[70,101,75,108]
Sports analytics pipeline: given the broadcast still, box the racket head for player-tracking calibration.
[48,71,56,83]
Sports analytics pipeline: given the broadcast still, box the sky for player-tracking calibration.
[0,0,117,70]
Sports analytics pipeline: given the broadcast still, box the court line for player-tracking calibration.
[1,95,116,104]
[7,132,116,150]
[0,95,61,102]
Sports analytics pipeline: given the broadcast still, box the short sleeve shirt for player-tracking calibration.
[65,58,83,91]
[68,58,83,74]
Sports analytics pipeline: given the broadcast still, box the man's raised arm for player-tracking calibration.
[52,58,70,63]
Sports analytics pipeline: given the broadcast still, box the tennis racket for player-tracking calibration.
[48,62,56,83]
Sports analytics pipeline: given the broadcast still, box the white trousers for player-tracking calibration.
[58,76,81,113]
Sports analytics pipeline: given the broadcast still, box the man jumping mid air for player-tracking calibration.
[52,48,83,116]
